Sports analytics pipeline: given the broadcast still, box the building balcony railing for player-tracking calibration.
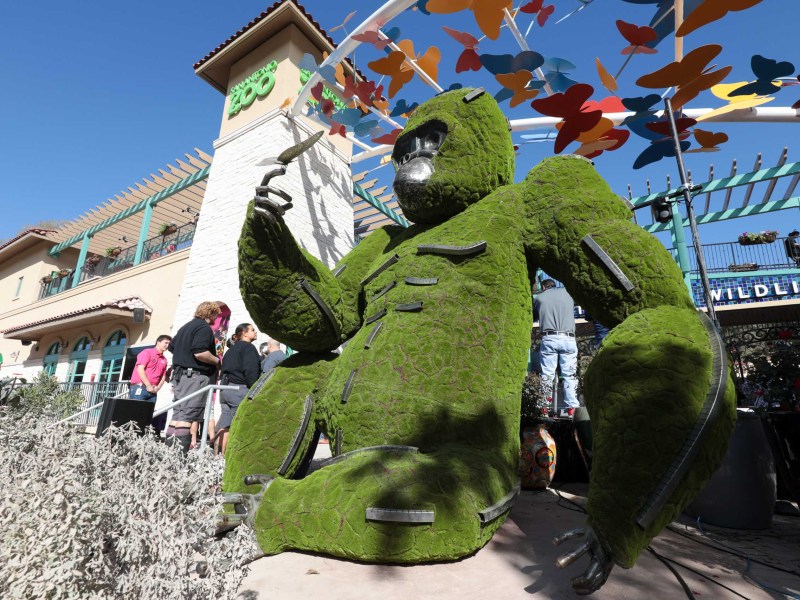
[668,236,800,275]
[38,221,197,300]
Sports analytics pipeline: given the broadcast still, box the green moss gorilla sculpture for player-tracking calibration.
[222,88,735,594]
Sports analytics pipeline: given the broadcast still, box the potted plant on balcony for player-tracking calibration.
[106,246,122,258]
[738,230,779,245]
[86,254,102,265]
[159,222,178,236]
[41,274,53,284]
[58,268,71,278]
[728,262,759,272]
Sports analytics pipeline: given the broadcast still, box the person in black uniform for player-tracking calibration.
[785,229,800,266]
[217,322,261,453]
[166,301,221,452]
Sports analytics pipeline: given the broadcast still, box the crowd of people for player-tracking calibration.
[130,301,286,453]
[134,283,598,450]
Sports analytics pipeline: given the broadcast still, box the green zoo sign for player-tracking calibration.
[228,60,278,117]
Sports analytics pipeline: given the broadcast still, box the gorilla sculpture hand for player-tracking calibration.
[222,88,735,594]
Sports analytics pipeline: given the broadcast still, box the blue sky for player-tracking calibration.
[2,0,798,249]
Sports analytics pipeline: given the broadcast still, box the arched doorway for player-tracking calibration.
[68,336,92,383]
[43,342,61,376]
[99,330,127,383]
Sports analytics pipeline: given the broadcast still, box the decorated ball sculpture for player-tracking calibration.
[222,88,735,594]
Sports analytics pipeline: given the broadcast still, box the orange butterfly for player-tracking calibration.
[636,44,732,109]
[368,40,440,98]
[595,58,618,93]
[495,71,541,107]
[685,129,728,152]
[677,0,763,37]
[425,0,513,40]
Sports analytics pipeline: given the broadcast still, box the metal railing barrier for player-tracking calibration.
[58,383,241,452]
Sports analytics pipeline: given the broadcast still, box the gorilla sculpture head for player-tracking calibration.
[391,87,516,225]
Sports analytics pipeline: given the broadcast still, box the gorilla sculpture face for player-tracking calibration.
[391,88,515,225]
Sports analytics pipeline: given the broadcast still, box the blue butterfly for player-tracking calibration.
[542,57,579,93]
[298,53,337,85]
[621,94,662,125]
[730,55,796,97]
[413,0,430,15]
[628,114,691,169]
[331,108,365,128]
[390,99,419,117]
[354,120,382,138]
[480,50,544,75]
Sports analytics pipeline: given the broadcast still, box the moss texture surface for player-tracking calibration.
[225,90,735,572]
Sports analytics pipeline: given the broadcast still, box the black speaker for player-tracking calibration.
[132,308,146,323]
[95,397,155,437]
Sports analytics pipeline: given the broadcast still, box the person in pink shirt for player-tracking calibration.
[129,335,171,402]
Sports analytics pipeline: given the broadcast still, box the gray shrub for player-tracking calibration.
[0,407,258,599]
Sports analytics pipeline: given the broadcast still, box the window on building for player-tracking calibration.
[68,337,92,383]
[99,330,127,383]
[14,276,23,298]
[43,342,60,376]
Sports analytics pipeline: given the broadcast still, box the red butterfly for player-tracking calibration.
[372,128,403,145]
[616,20,657,54]
[329,122,347,137]
[531,83,602,153]
[645,116,697,138]
[520,0,555,26]
[442,26,482,73]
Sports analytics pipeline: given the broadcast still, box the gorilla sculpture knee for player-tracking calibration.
[221,88,735,594]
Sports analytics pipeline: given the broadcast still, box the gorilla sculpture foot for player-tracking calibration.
[554,526,614,595]
[214,475,274,536]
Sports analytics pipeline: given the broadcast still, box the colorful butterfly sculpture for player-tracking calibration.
[636,44,732,109]
[730,55,795,97]
[520,0,555,27]
[425,0,513,40]
[531,83,603,153]
[628,113,695,169]
[495,71,544,107]
[676,0,764,37]
[442,26,482,73]
[685,129,729,152]
[352,25,401,50]
[616,20,658,54]
[542,57,580,93]
[368,40,441,98]
[696,82,773,122]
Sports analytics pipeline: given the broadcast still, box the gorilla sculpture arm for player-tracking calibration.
[519,157,735,592]
[239,199,403,352]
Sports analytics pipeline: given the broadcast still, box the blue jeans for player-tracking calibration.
[539,334,579,409]
[130,384,157,403]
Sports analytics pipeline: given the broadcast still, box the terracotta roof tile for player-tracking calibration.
[1,297,153,334]
[0,229,55,253]
[194,0,337,70]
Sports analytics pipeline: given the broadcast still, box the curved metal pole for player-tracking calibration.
[352,106,800,164]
